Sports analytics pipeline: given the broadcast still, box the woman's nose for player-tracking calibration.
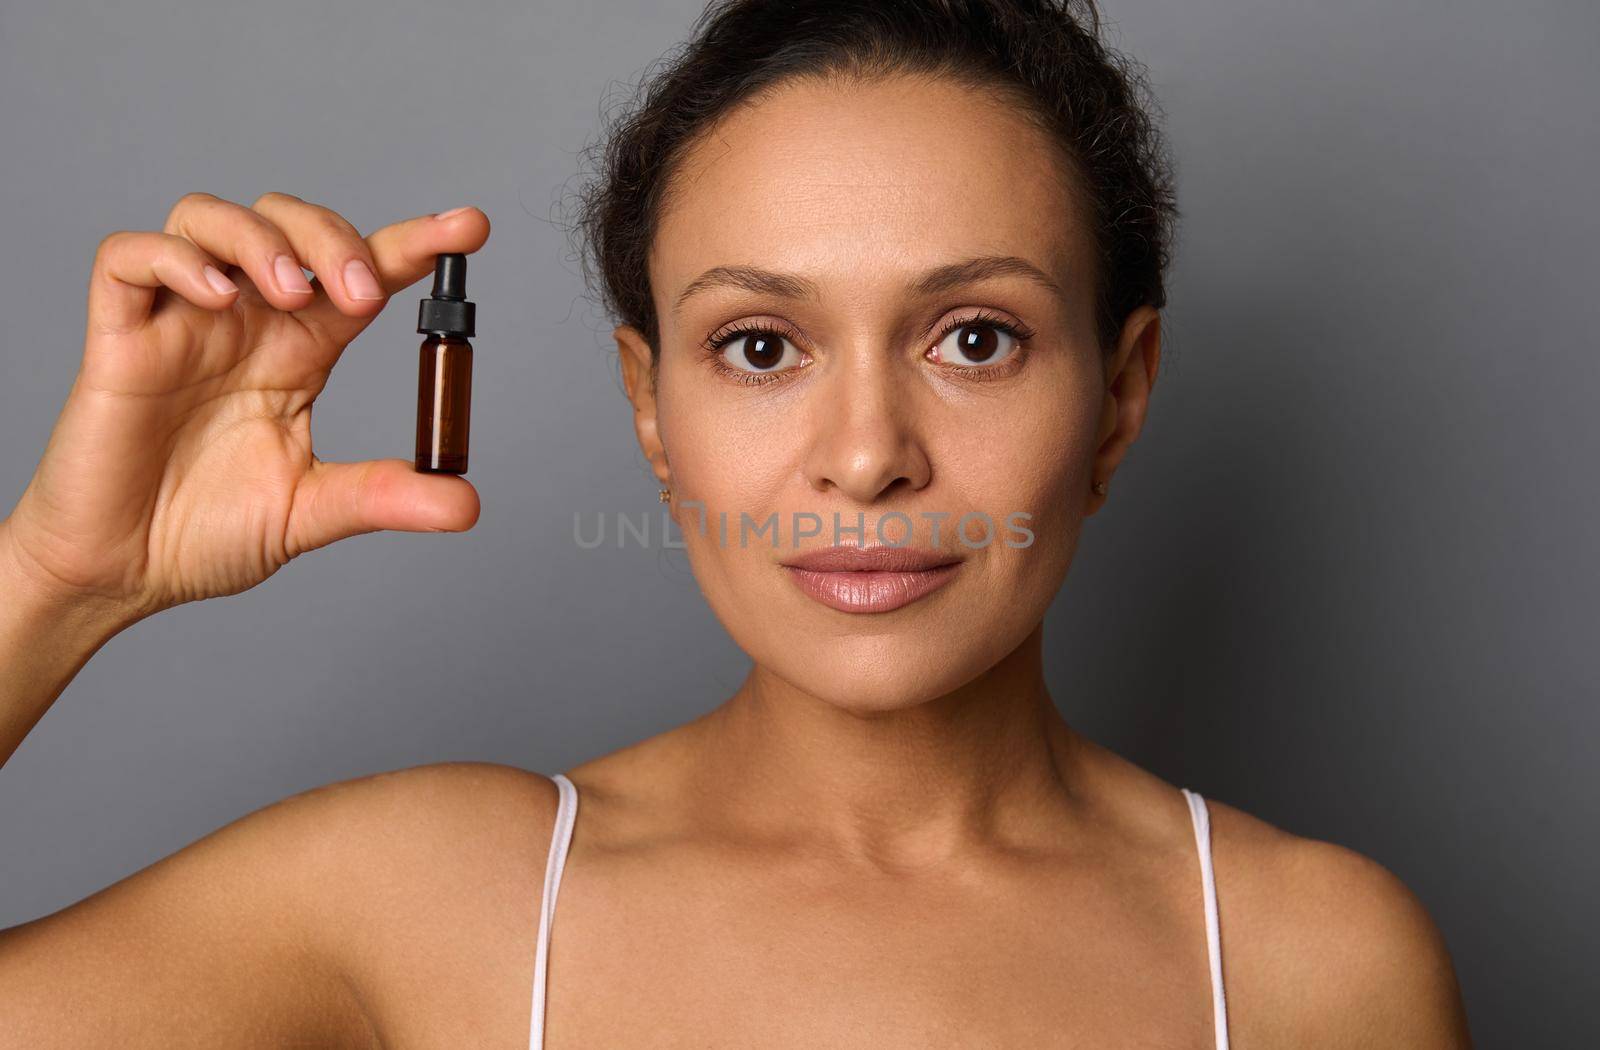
[801,354,931,504]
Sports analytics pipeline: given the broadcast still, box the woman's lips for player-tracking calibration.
[782,561,961,613]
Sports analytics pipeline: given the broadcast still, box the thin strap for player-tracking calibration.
[529,772,579,1050]
[1181,788,1230,1050]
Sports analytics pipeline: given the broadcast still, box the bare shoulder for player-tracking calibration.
[0,760,562,1049]
[269,759,561,863]
[270,760,564,984]
[1203,797,1474,1049]
[221,759,563,919]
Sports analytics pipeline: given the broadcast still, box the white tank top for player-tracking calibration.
[528,774,1230,1049]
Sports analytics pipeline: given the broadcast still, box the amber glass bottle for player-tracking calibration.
[414,254,476,474]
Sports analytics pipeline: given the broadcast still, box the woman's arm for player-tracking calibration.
[0,758,561,1049]
[0,194,493,1043]
[1208,801,1474,1048]
[0,530,374,1045]
[0,776,384,1048]
[1298,841,1474,1048]
[0,522,135,766]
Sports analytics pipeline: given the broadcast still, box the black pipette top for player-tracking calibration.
[417,253,475,338]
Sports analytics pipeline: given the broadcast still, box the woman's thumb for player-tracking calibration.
[286,457,480,556]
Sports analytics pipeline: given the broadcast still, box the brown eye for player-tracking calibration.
[718,330,802,374]
[933,322,1020,367]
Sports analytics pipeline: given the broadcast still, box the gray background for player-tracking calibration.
[1,0,1594,1044]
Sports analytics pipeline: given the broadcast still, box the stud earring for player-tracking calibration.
[1092,479,1108,495]
[659,486,672,503]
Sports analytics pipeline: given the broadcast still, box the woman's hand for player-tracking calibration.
[1,193,487,624]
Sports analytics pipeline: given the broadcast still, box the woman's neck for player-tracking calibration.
[685,622,1086,870]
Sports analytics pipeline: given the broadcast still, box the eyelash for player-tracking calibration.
[701,309,1038,387]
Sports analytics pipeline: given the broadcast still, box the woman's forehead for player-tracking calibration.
[651,75,1090,301]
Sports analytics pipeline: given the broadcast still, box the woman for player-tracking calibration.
[0,0,1472,1046]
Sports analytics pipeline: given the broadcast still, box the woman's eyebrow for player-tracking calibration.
[671,254,1064,317]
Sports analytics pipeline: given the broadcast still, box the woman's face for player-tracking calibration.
[617,73,1158,711]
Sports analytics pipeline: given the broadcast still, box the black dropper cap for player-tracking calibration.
[416,253,475,338]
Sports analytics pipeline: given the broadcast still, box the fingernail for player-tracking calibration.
[343,258,384,300]
[273,254,312,294]
[432,206,473,220]
[202,264,238,295]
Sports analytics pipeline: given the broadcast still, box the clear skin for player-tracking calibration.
[0,75,1471,1048]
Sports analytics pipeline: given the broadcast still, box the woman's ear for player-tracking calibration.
[615,324,671,486]
[1087,305,1162,515]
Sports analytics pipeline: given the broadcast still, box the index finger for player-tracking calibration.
[294,206,490,349]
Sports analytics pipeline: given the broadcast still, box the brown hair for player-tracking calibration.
[563,0,1178,357]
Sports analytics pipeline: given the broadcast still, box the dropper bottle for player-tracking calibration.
[415,253,475,475]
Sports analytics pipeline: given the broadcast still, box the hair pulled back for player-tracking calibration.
[565,0,1178,356]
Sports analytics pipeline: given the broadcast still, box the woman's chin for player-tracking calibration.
[751,645,995,715]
